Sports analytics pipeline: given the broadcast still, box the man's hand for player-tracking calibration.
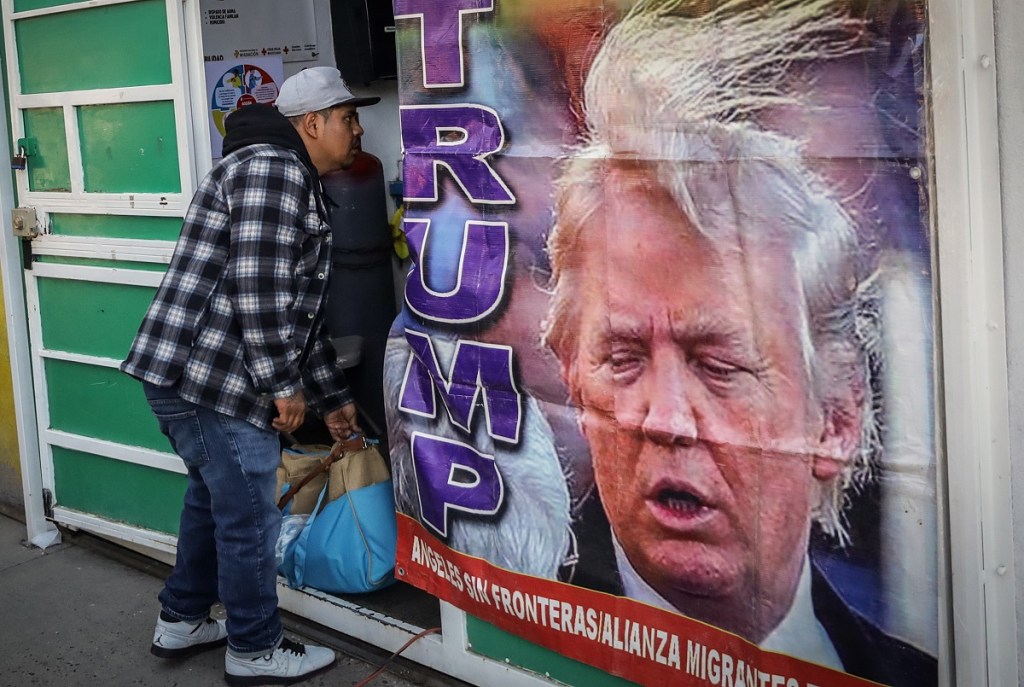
[324,402,362,442]
[272,390,307,433]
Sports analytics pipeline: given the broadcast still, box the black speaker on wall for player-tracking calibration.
[331,0,397,84]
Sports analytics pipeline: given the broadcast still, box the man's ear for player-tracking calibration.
[813,404,861,481]
[812,343,865,482]
[298,111,321,139]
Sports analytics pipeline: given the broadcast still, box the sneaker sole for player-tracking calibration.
[223,656,337,686]
[151,637,227,659]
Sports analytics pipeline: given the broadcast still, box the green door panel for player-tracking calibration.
[466,616,640,687]
[45,359,170,452]
[37,278,156,359]
[50,213,183,240]
[15,0,171,94]
[10,0,197,550]
[79,101,181,193]
[52,446,185,535]
[23,107,71,192]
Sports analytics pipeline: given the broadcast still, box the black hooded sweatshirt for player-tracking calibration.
[221,104,336,213]
[222,104,317,178]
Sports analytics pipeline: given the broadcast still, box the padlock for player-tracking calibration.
[10,154,26,170]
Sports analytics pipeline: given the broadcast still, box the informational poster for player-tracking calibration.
[199,0,319,63]
[386,2,937,686]
[204,57,283,158]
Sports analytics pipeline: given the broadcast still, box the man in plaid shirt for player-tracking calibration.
[121,67,378,685]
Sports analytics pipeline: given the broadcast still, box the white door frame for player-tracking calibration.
[929,0,1017,685]
[0,56,49,546]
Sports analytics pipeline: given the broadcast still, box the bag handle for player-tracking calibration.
[289,480,330,588]
[276,434,370,511]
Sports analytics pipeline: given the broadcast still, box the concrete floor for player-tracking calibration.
[0,514,446,687]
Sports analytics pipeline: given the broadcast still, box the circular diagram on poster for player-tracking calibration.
[210,64,280,137]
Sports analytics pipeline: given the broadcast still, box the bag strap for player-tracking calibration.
[289,480,330,588]
[276,435,370,511]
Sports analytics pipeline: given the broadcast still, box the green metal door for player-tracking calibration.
[3,0,204,552]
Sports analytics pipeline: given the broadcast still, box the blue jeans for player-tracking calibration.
[143,381,283,657]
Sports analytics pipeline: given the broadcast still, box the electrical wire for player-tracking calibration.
[352,626,443,687]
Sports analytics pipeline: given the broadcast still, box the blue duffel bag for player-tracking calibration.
[278,437,397,594]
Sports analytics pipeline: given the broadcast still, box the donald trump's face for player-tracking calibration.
[560,166,852,641]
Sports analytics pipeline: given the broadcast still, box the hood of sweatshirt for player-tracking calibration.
[221,104,319,182]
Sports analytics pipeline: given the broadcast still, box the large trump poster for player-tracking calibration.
[385,1,937,685]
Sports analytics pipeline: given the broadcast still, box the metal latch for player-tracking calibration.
[12,206,39,238]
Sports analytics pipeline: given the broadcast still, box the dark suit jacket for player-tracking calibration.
[811,565,937,687]
[564,499,938,686]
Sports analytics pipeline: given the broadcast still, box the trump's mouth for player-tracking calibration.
[656,488,708,516]
[647,480,717,529]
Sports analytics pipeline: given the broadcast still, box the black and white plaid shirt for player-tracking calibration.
[122,143,352,429]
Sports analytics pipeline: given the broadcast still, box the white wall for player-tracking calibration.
[992,0,1024,677]
[310,0,403,195]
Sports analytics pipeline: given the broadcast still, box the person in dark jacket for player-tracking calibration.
[121,66,378,686]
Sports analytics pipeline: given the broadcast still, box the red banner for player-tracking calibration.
[398,515,887,687]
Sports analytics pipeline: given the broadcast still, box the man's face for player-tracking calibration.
[564,168,841,637]
[319,104,363,172]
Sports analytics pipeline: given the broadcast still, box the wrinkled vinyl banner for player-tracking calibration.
[386,1,937,685]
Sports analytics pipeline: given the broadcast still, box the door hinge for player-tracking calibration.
[42,488,54,519]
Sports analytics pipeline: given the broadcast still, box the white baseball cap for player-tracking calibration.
[275,66,380,117]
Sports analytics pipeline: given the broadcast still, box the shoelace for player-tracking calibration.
[255,639,307,663]
[278,638,307,657]
[189,618,218,635]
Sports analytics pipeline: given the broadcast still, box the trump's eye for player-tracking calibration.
[695,356,746,384]
[606,347,645,381]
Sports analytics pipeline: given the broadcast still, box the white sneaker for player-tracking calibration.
[224,637,336,686]
[151,613,228,658]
